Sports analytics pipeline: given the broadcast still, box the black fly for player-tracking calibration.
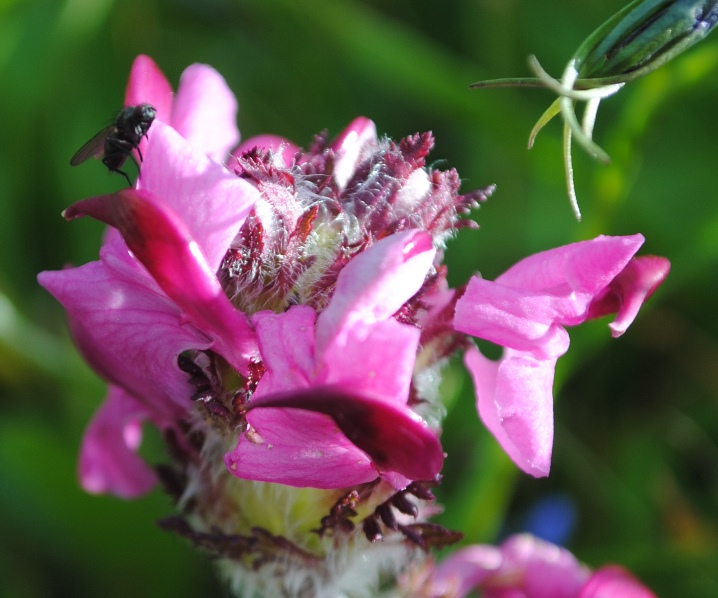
[70,104,156,186]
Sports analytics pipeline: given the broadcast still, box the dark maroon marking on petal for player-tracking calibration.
[293,205,319,245]
[64,190,257,372]
[244,386,444,482]
[63,193,118,225]
[64,191,217,302]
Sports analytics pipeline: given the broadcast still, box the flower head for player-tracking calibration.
[454,236,670,476]
[40,55,666,596]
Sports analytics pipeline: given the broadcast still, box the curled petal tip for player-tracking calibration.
[589,254,671,337]
[246,386,444,481]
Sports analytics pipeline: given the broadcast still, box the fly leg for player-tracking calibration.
[102,137,138,187]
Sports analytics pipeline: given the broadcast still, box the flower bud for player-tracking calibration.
[576,0,718,82]
[472,0,718,219]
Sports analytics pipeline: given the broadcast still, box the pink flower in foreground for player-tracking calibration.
[227,229,444,488]
[414,534,656,598]
[454,237,670,477]
[39,55,667,597]
[40,56,489,592]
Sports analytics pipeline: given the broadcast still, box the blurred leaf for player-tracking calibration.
[2,0,718,595]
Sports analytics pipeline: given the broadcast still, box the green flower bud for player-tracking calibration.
[577,0,718,82]
[472,0,718,219]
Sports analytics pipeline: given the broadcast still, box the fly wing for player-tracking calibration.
[70,126,112,166]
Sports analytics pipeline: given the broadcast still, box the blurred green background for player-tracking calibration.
[1,0,717,595]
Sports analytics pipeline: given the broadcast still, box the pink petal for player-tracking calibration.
[316,230,432,399]
[579,566,656,598]
[455,235,651,355]
[587,256,670,337]
[78,386,158,498]
[138,122,260,271]
[321,317,421,403]
[252,307,317,394]
[125,54,174,119]
[226,408,378,488]
[244,386,444,482]
[499,535,589,598]
[329,116,377,189]
[456,277,571,360]
[496,235,645,300]
[381,471,412,490]
[63,188,256,374]
[171,63,239,161]
[429,545,503,598]
[316,229,435,353]
[232,134,299,167]
[124,55,174,159]
[427,535,590,598]
[38,238,206,415]
[465,347,554,477]
[246,305,431,487]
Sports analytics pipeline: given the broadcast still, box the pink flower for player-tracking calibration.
[40,57,487,497]
[226,229,444,488]
[421,534,655,598]
[41,54,671,596]
[454,236,670,477]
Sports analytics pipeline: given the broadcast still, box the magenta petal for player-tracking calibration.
[321,317,421,402]
[588,256,670,337]
[232,134,300,167]
[138,122,260,271]
[226,408,378,488]
[124,55,174,158]
[429,545,503,598]
[428,535,591,598]
[78,386,157,498]
[465,347,554,477]
[496,234,645,298]
[125,54,174,118]
[329,116,377,189]
[171,63,239,161]
[455,235,652,355]
[579,566,656,598]
[38,242,206,415]
[63,189,256,373]
[500,535,589,598]
[252,307,316,394]
[245,386,444,481]
[455,277,572,360]
[316,229,435,353]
